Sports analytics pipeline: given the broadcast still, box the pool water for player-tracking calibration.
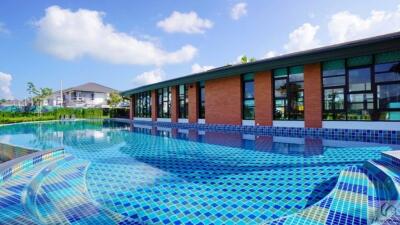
[0,120,398,224]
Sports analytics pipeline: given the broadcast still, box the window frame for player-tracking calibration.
[157,87,171,118]
[134,91,152,118]
[178,84,188,118]
[322,54,400,121]
[242,73,255,120]
[198,81,205,119]
[273,66,305,120]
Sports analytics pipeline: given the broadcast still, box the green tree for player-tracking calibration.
[27,82,53,115]
[108,92,123,108]
[27,82,39,105]
[240,55,257,64]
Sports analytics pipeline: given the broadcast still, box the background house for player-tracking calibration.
[46,82,117,108]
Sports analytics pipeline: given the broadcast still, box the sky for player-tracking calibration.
[1,0,400,99]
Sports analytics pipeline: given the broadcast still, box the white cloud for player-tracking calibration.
[328,5,400,44]
[231,3,247,20]
[35,6,197,66]
[263,51,277,59]
[191,63,215,73]
[0,22,9,34]
[284,23,320,53]
[0,72,13,99]
[157,11,213,34]
[132,69,165,87]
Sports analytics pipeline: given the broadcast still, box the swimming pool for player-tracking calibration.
[0,120,399,224]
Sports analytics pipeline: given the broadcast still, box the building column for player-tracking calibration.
[129,95,135,120]
[151,90,158,122]
[205,76,242,125]
[304,63,322,128]
[255,71,273,126]
[188,82,199,123]
[171,86,179,123]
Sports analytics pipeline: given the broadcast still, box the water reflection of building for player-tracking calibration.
[128,124,325,157]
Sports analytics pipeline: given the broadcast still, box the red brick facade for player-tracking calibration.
[205,76,242,125]
[254,71,273,126]
[151,90,157,121]
[188,83,199,123]
[130,68,325,127]
[304,63,322,128]
[171,86,179,123]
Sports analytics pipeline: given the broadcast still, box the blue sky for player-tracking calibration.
[0,0,400,99]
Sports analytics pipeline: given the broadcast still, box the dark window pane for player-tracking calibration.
[377,84,400,109]
[375,62,400,73]
[274,79,286,97]
[289,73,304,82]
[375,72,400,83]
[323,69,345,77]
[323,76,345,87]
[324,88,344,110]
[244,81,254,99]
[200,88,205,102]
[348,67,371,92]
[274,99,287,120]
[243,100,255,120]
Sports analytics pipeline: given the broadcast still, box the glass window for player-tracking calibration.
[274,99,287,120]
[242,73,255,120]
[347,93,373,120]
[274,79,287,97]
[243,100,255,120]
[323,76,345,87]
[178,84,188,118]
[377,84,400,110]
[199,81,205,119]
[273,66,304,120]
[134,91,152,118]
[323,51,400,121]
[324,88,344,111]
[157,87,171,118]
[348,67,371,92]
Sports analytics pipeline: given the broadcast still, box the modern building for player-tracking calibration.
[45,82,117,108]
[121,32,400,130]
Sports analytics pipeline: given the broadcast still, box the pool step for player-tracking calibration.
[382,150,400,168]
[364,158,400,224]
[265,166,391,225]
[24,156,135,224]
[0,156,67,225]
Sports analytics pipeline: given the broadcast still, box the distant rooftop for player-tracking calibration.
[64,82,117,93]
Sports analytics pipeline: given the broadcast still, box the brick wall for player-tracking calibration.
[304,63,322,128]
[205,75,242,125]
[254,71,273,126]
[188,83,199,123]
[151,90,157,121]
[171,86,179,123]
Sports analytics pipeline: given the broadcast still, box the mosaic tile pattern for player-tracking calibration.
[0,153,135,225]
[265,166,390,225]
[0,157,63,224]
[81,130,392,224]
[1,120,400,225]
[0,147,64,185]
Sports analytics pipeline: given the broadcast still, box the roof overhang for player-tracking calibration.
[121,32,400,97]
